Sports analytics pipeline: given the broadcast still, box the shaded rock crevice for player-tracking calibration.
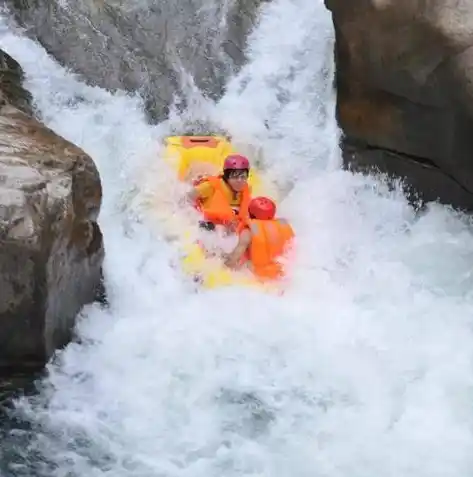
[343,140,473,213]
[0,49,33,116]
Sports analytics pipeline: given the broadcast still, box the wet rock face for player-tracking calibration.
[0,48,104,371]
[0,49,33,116]
[5,0,268,122]
[326,0,473,211]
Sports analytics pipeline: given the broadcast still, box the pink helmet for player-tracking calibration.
[223,154,250,171]
[249,197,276,220]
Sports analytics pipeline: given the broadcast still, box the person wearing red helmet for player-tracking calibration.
[223,196,295,280]
[187,153,252,230]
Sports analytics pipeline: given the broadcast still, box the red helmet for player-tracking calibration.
[248,197,276,220]
[223,154,250,171]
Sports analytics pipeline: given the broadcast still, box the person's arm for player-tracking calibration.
[186,181,213,204]
[224,228,252,268]
[186,187,200,203]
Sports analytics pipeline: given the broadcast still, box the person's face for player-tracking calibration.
[227,170,249,191]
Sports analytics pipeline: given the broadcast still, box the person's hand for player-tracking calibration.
[224,219,239,234]
[223,253,239,269]
[223,254,234,268]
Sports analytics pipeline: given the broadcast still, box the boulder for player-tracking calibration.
[5,0,268,122]
[325,0,473,211]
[0,48,104,371]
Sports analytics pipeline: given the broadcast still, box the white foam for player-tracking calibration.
[2,0,473,475]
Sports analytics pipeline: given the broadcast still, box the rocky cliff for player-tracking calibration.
[326,0,473,211]
[5,0,268,122]
[0,48,104,371]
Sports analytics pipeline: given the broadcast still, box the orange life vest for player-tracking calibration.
[194,175,251,226]
[239,219,295,280]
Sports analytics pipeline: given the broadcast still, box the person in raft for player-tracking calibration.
[223,196,295,281]
[186,154,252,232]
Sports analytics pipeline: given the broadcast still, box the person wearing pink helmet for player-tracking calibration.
[187,153,252,230]
[223,196,295,281]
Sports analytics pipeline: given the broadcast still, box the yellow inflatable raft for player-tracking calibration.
[161,135,280,291]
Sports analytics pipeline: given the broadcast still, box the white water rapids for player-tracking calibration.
[2,0,473,475]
